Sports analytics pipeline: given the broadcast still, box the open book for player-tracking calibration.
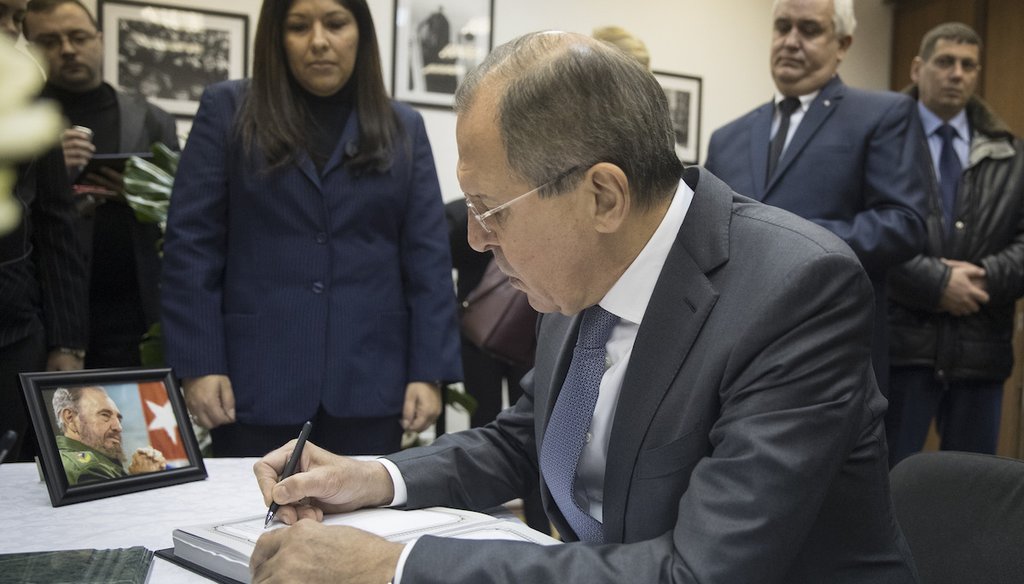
[166,506,560,583]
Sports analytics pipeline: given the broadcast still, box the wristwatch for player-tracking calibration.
[54,347,86,359]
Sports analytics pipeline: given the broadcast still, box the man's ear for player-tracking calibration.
[588,163,630,233]
[60,409,78,435]
[910,56,923,84]
[836,35,853,63]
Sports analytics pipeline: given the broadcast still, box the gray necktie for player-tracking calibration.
[539,305,618,543]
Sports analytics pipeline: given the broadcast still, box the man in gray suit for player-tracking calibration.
[249,32,917,584]
[24,0,178,368]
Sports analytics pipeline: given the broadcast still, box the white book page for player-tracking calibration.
[215,507,490,544]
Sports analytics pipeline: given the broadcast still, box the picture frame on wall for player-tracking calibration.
[653,71,703,165]
[97,0,249,116]
[20,368,206,507]
[392,0,494,109]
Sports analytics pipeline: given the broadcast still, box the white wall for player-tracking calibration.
[81,0,893,201]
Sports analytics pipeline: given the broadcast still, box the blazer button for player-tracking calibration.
[312,281,324,294]
[316,232,328,244]
[955,221,966,231]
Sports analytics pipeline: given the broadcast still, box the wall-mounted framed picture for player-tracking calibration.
[653,71,703,165]
[173,114,193,150]
[20,368,206,507]
[392,0,494,109]
[97,0,249,116]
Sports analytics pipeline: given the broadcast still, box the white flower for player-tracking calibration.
[0,36,64,235]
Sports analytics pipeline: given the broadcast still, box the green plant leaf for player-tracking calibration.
[123,143,177,226]
[444,387,478,415]
[139,322,165,367]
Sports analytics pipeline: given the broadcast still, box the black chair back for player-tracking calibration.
[890,451,1024,584]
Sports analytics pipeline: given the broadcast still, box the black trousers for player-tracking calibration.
[0,318,46,462]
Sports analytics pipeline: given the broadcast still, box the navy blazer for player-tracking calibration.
[388,168,917,583]
[706,76,930,393]
[161,80,462,424]
[705,76,929,279]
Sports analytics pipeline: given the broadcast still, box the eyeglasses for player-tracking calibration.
[465,164,587,234]
[32,30,99,52]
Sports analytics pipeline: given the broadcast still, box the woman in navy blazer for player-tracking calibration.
[161,0,461,456]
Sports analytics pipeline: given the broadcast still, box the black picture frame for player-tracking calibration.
[652,71,703,164]
[392,0,494,109]
[20,368,206,507]
[97,0,249,116]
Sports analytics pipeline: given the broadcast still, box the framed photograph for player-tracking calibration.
[98,0,249,116]
[20,368,206,507]
[653,71,703,164]
[392,0,494,109]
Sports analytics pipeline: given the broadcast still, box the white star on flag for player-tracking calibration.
[146,399,179,445]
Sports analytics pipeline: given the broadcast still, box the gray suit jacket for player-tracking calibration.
[388,167,918,583]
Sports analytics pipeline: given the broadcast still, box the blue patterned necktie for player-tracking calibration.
[936,124,963,235]
[540,305,618,543]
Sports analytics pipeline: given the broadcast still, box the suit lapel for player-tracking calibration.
[748,102,774,200]
[296,155,322,190]
[295,113,360,189]
[765,76,845,194]
[322,114,361,178]
[601,167,728,542]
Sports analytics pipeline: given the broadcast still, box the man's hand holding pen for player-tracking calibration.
[253,440,395,526]
[251,438,402,584]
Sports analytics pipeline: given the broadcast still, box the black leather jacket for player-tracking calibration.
[888,92,1024,381]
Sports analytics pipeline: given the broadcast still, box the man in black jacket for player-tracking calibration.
[23,0,178,368]
[887,22,1024,466]
[1,0,88,461]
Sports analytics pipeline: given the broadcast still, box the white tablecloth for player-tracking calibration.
[0,458,267,582]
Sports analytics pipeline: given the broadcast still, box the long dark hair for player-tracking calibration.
[236,0,400,174]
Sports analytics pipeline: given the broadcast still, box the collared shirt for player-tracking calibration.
[384,178,694,582]
[770,89,819,156]
[917,101,971,176]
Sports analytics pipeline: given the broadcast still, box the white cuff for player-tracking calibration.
[377,457,408,507]
[392,539,416,584]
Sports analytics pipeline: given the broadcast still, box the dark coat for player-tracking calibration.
[888,91,1024,380]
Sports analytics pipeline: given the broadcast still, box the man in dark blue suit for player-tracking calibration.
[705,0,930,396]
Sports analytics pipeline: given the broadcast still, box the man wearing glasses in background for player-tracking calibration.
[246,31,917,584]
[23,0,177,369]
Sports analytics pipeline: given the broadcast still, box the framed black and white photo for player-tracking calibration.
[392,0,493,109]
[20,368,206,507]
[98,0,249,116]
[653,71,702,164]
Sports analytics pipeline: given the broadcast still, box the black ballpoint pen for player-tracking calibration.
[264,420,313,528]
